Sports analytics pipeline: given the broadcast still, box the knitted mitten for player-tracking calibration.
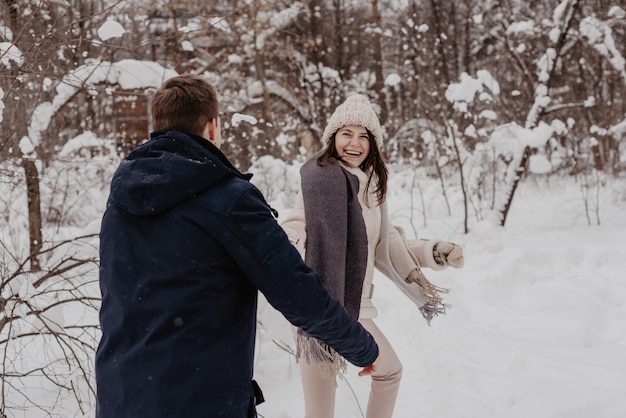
[433,242,464,268]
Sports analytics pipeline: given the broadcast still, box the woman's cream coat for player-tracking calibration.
[281,163,445,319]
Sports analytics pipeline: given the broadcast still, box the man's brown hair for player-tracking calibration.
[151,74,219,136]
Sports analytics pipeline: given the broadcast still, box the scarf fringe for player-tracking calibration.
[406,267,449,302]
[407,267,451,325]
[419,299,451,325]
[296,330,347,380]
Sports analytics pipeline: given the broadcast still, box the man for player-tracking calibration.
[95,74,378,417]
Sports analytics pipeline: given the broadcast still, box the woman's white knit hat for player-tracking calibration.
[322,94,383,148]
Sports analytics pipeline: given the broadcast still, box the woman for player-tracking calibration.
[281,94,464,418]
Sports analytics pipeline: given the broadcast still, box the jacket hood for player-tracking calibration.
[108,131,251,216]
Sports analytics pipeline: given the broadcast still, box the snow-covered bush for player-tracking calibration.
[0,133,119,417]
[248,155,301,210]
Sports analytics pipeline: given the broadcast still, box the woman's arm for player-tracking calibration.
[389,226,446,272]
[406,236,464,269]
[404,234,447,271]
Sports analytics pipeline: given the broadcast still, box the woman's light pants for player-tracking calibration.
[295,318,402,418]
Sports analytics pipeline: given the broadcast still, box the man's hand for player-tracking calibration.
[358,357,379,377]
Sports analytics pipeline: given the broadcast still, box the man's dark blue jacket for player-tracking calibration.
[95,131,378,418]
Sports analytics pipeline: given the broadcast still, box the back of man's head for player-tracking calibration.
[151,74,219,136]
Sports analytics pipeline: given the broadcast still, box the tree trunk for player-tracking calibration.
[499,146,530,226]
[252,38,278,147]
[22,157,42,271]
[371,0,388,125]
[499,0,580,226]
[429,0,451,85]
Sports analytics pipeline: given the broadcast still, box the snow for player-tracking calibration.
[0,41,24,68]
[537,49,556,83]
[528,154,552,174]
[18,135,35,156]
[479,110,497,120]
[228,54,243,65]
[552,0,569,25]
[506,21,535,35]
[3,0,626,413]
[253,173,626,418]
[525,122,554,148]
[232,112,258,127]
[464,124,477,138]
[97,20,125,41]
[385,73,401,88]
[63,59,177,91]
[179,19,204,34]
[477,69,500,95]
[182,40,194,52]
[445,71,499,113]
[486,123,526,156]
[608,6,626,19]
[0,23,14,41]
[249,5,304,50]
[609,119,626,136]
[548,28,561,45]
[580,17,626,82]
[28,59,177,147]
[208,16,231,33]
[2,130,626,417]
[58,131,105,157]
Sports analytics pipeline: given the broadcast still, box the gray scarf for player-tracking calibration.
[295,153,368,376]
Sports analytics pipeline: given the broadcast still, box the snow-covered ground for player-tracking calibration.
[4,155,625,418]
[253,175,626,418]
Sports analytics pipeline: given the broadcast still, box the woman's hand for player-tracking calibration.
[433,242,464,268]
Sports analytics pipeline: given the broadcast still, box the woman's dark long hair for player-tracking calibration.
[317,129,388,206]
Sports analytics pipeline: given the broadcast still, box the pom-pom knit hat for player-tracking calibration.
[321,94,383,149]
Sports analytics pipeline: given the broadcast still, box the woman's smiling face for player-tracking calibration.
[334,125,370,168]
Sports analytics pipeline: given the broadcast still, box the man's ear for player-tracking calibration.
[208,119,217,141]
[201,119,215,143]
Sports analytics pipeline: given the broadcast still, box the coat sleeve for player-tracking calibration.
[405,235,446,271]
[392,226,446,271]
[279,190,306,256]
[221,187,378,368]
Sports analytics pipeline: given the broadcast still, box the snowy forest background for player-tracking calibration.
[1,0,626,417]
